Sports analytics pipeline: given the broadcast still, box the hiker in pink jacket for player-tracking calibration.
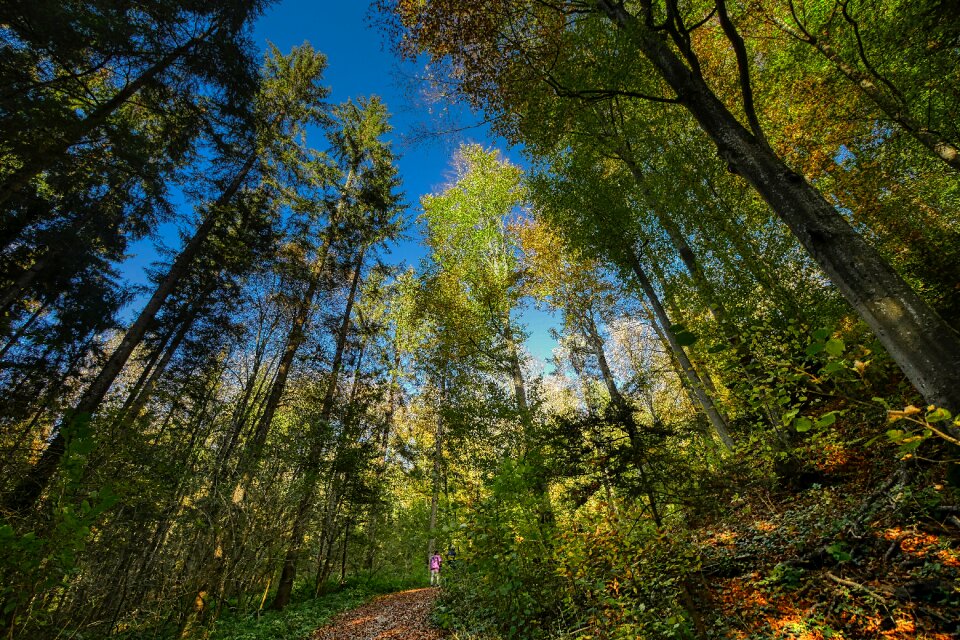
[429,552,442,585]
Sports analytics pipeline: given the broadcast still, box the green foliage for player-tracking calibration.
[553,507,700,639]
[825,541,852,564]
[0,419,118,632]
[436,459,564,639]
[758,563,805,591]
[184,585,368,640]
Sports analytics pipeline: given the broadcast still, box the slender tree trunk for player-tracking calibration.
[2,154,256,513]
[232,172,352,498]
[623,248,735,450]
[699,174,801,318]
[0,297,49,361]
[211,312,280,491]
[597,0,960,416]
[232,280,319,499]
[429,376,444,562]
[592,325,708,640]
[118,307,199,427]
[583,313,664,522]
[506,315,556,526]
[644,253,731,426]
[617,155,732,325]
[270,247,365,611]
[115,294,209,429]
[583,315,624,407]
[567,342,597,414]
[620,149,781,432]
[365,357,399,571]
[339,518,351,584]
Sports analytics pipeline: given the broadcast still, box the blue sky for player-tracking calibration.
[124,1,559,366]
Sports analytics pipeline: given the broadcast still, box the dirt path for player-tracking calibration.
[311,587,447,640]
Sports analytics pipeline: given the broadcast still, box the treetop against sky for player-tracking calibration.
[116,0,561,366]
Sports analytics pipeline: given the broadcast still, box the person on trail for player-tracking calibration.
[429,552,442,585]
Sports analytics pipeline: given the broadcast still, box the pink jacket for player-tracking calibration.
[429,554,442,571]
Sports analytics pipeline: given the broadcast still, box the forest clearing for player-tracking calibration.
[1,0,959,638]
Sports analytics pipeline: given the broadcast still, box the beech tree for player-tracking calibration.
[381,0,960,415]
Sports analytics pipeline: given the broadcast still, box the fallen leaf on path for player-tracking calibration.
[312,588,447,640]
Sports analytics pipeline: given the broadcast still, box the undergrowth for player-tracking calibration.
[204,574,426,640]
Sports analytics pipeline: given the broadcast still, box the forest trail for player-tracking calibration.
[311,587,447,640]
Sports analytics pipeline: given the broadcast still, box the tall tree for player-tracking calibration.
[382,0,960,415]
[2,43,329,513]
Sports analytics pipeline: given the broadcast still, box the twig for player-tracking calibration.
[884,533,908,564]
[825,572,887,602]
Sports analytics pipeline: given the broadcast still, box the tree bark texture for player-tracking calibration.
[596,0,960,415]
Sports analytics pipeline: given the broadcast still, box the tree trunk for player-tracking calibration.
[211,312,279,492]
[0,297,50,361]
[699,173,801,318]
[426,366,446,582]
[115,296,208,429]
[2,154,256,513]
[583,314,624,407]
[339,518,351,584]
[270,247,365,611]
[365,356,399,571]
[644,253,731,426]
[598,0,960,416]
[623,248,735,450]
[232,172,352,499]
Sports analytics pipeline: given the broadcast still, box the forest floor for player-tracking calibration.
[692,435,960,639]
[310,587,447,640]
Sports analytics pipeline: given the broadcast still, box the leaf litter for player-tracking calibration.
[312,587,447,640]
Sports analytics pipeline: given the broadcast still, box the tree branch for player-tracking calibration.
[716,0,766,144]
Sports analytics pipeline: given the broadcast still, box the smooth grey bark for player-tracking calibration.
[617,154,734,329]
[644,253,726,408]
[567,337,597,413]
[595,0,960,416]
[504,316,530,417]
[623,248,735,450]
